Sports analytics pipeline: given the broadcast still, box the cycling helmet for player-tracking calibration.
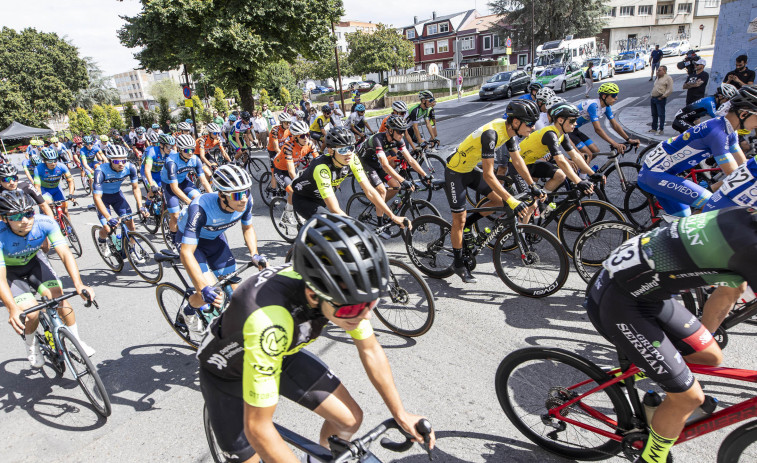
[159,133,176,145]
[355,103,366,112]
[240,111,251,121]
[206,122,222,133]
[295,110,306,120]
[40,147,59,161]
[111,129,120,136]
[178,121,192,131]
[82,135,94,144]
[598,82,620,95]
[418,90,434,100]
[49,137,59,143]
[0,190,36,216]
[505,100,540,124]
[136,127,146,134]
[385,114,410,132]
[0,164,18,177]
[30,153,42,165]
[152,123,160,129]
[176,134,196,150]
[535,87,556,105]
[100,135,110,142]
[228,114,237,122]
[545,95,566,111]
[289,120,310,136]
[105,145,129,159]
[169,123,178,132]
[716,83,738,100]
[549,103,580,120]
[293,213,389,305]
[278,113,292,123]
[147,132,159,143]
[325,127,356,148]
[528,82,543,92]
[730,85,757,112]
[392,101,409,112]
[321,105,332,113]
[212,165,253,193]
[185,118,193,124]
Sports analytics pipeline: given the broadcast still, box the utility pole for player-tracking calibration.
[531,0,535,77]
[331,21,346,114]
[183,64,198,136]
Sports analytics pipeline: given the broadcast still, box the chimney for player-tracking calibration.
[432,11,437,20]
[414,16,418,24]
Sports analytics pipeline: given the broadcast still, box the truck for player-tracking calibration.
[525,36,597,76]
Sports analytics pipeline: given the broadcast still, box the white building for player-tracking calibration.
[113,68,183,110]
[333,20,378,53]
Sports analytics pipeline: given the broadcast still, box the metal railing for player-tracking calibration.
[388,65,515,84]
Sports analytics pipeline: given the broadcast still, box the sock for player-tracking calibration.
[453,248,463,268]
[67,323,81,341]
[25,333,36,347]
[464,212,482,229]
[285,203,293,212]
[640,426,676,463]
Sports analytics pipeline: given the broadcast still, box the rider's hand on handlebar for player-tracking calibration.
[576,180,594,194]
[201,286,223,308]
[395,411,435,450]
[8,306,25,335]
[77,286,96,303]
[392,215,412,231]
[252,254,268,270]
[612,142,627,154]
[529,184,547,200]
[107,218,119,229]
[400,179,414,192]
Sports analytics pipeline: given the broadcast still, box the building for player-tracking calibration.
[597,0,722,53]
[334,20,378,53]
[457,13,531,68]
[401,10,477,71]
[113,68,183,110]
[707,0,755,92]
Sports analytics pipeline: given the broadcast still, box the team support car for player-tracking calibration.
[614,51,646,73]
[662,40,690,56]
[534,62,585,93]
[478,70,531,100]
[582,56,614,81]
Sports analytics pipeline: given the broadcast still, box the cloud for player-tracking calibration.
[343,0,488,28]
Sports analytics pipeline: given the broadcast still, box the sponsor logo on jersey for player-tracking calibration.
[260,325,288,357]
[683,132,690,141]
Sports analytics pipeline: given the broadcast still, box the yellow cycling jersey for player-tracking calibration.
[446,119,516,173]
[515,125,572,165]
[309,115,330,133]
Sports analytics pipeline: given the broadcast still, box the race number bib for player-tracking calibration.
[603,235,643,278]
[720,163,755,195]
[644,144,668,168]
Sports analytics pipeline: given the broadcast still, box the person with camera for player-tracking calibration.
[682,58,709,105]
[724,55,755,90]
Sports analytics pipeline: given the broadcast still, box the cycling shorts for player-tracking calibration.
[162,179,200,214]
[85,160,100,178]
[229,137,247,152]
[310,131,323,142]
[637,167,712,216]
[702,190,740,212]
[199,349,341,460]
[363,162,392,188]
[7,254,62,305]
[585,270,714,393]
[41,186,66,203]
[292,194,328,221]
[273,168,295,190]
[526,160,559,180]
[568,128,594,150]
[672,118,694,134]
[444,166,492,213]
[96,192,133,226]
[174,231,236,277]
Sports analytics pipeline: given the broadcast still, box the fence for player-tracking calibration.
[387,65,515,85]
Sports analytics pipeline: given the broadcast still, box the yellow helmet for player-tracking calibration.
[50,137,59,143]
[100,135,110,142]
[598,83,619,95]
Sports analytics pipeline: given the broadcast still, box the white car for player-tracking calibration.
[662,40,690,56]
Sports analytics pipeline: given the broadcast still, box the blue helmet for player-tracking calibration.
[152,123,160,129]
[185,118,193,124]
[355,103,366,112]
[228,115,237,122]
[41,147,59,161]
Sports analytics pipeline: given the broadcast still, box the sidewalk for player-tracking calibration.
[616,94,686,143]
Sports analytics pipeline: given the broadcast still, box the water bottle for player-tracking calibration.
[643,390,662,424]
[686,395,719,424]
[463,228,475,251]
[591,165,599,173]
[44,330,55,350]
[114,228,123,251]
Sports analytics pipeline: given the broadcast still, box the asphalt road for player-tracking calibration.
[3,55,756,463]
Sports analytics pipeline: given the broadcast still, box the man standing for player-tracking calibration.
[649,45,663,81]
[650,66,674,135]
[328,95,344,127]
[724,55,755,90]
[299,92,310,113]
[683,59,709,105]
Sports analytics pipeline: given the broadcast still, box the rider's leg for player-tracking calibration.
[700,283,748,333]
[314,384,363,447]
[544,170,566,192]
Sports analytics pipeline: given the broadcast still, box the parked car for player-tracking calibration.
[662,40,690,56]
[311,85,330,94]
[535,62,584,93]
[326,85,335,92]
[582,56,614,81]
[357,81,372,90]
[478,70,530,100]
[363,80,378,87]
[614,51,646,73]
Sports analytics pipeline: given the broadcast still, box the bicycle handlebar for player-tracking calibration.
[19,289,96,326]
[594,142,638,159]
[329,418,433,463]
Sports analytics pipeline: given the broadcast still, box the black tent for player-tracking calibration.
[0,121,54,140]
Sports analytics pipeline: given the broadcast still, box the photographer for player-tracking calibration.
[682,59,709,105]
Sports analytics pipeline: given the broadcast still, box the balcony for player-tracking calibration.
[656,13,690,25]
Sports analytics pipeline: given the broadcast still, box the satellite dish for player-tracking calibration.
[428,63,439,76]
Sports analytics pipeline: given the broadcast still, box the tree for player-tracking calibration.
[75,108,93,135]
[119,0,341,112]
[258,60,299,104]
[123,103,137,127]
[489,0,608,53]
[212,87,229,114]
[158,97,171,129]
[74,57,120,109]
[259,89,272,107]
[191,95,210,123]
[0,27,88,125]
[106,105,125,131]
[138,106,156,126]
[91,105,109,134]
[346,24,413,82]
[66,110,79,135]
[149,79,183,107]
[280,87,292,105]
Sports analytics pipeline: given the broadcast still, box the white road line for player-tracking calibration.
[610,96,640,111]
[463,103,506,118]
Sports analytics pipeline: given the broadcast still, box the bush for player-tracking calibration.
[106,105,124,131]
[259,89,272,107]
[279,86,291,105]
[75,107,93,134]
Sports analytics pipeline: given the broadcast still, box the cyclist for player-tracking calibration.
[92,145,147,260]
[309,105,334,150]
[585,206,757,463]
[518,82,543,101]
[0,190,97,367]
[196,213,434,462]
[160,134,212,239]
[141,133,173,199]
[266,113,293,190]
[406,90,435,152]
[34,148,75,219]
[25,139,41,160]
[175,165,267,334]
[379,101,409,133]
[222,114,236,145]
[347,103,374,143]
[0,164,53,218]
[571,83,639,159]
[22,152,41,183]
[272,120,320,217]
[178,121,194,138]
[533,88,557,130]
[445,100,540,283]
[147,123,162,139]
[672,83,738,134]
[94,134,113,152]
[232,112,253,164]
[131,126,148,159]
[194,122,230,175]
[48,137,73,167]
[291,127,409,228]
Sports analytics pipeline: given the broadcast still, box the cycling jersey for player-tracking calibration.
[309,115,331,133]
[517,94,535,101]
[177,193,254,244]
[51,143,70,159]
[79,146,101,166]
[673,96,718,126]
[160,152,204,185]
[0,214,65,267]
[347,112,366,132]
[266,125,290,152]
[33,162,71,189]
[234,120,252,134]
[196,265,372,408]
[291,154,366,200]
[273,139,318,171]
[515,126,573,164]
[446,119,518,174]
[359,132,406,168]
[194,135,221,155]
[406,104,431,125]
[575,99,614,128]
[93,162,139,195]
[142,145,167,174]
[133,135,147,152]
[704,157,757,211]
[379,115,391,133]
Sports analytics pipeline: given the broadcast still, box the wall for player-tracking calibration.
[706,0,757,93]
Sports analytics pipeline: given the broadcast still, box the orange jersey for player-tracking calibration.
[194,135,221,154]
[379,115,390,133]
[267,125,290,152]
[273,139,319,171]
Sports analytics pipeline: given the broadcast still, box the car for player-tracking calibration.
[363,80,378,87]
[534,62,584,93]
[582,56,614,81]
[614,51,646,73]
[357,81,372,90]
[310,85,330,94]
[326,85,335,92]
[478,70,530,100]
[662,40,690,57]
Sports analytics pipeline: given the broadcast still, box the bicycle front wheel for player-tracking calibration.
[601,162,641,208]
[556,199,626,258]
[623,184,657,230]
[60,215,83,258]
[258,171,280,207]
[374,258,435,337]
[91,226,124,272]
[404,214,455,278]
[204,404,229,463]
[58,328,112,417]
[495,347,633,460]
[160,211,179,254]
[156,282,202,350]
[126,231,163,284]
[493,223,569,297]
[572,221,638,284]
[270,197,301,243]
[246,157,267,181]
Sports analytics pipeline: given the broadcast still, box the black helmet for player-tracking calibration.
[0,164,18,177]
[241,111,251,121]
[293,213,390,305]
[505,100,540,124]
[0,190,35,216]
[528,82,544,92]
[325,127,356,148]
[730,85,757,112]
[322,105,332,113]
[549,103,580,120]
[418,90,433,100]
[385,114,409,132]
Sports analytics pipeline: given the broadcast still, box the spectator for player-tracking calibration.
[213,111,225,126]
[128,126,136,144]
[327,95,344,127]
[584,61,594,98]
[299,92,310,113]
[252,110,268,149]
[649,65,674,136]
[457,73,463,98]
[308,107,318,125]
[649,45,663,81]
[261,104,274,129]
[683,59,709,105]
[724,55,755,90]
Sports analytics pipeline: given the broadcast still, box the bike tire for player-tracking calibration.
[622,184,658,230]
[556,199,627,259]
[635,143,657,166]
[400,168,433,202]
[81,175,92,195]
[156,282,203,350]
[257,171,282,207]
[58,327,112,417]
[404,214,455,278]
[91,226,124,272]
[492,223,570,297]
[126,231,163,284]
[495,347,633,460]
[374,258,435,337]
[345,192,379,226]
[270,197,302,243]
[204,404,229,463]
[398,198,441,239]
[572,221,638,284]
[142,208,161,235]
[246,157,267,182]
[60,215,83,258]
[717,420,757,463]
[160,211,179,254]
[601,162,641,208]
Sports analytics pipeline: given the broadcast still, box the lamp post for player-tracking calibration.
[331,21,346,114]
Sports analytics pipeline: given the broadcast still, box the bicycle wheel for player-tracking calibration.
[60,216,83,258]
[374,258,435,337]
[126,231,163,284]
[270,197,301,243]
[246,157,267,181]
[258,171,280,207]
[156,282,203,350]
[635,143,656,165]
[495,347,633,460]
[717,420,757,463]
[404,215,455,278]
[572,221,638,284]
[421,153,446,179]
[90,226,124,272]
[204,404,229,463]
[81,175,92,195]
[398,199,441,238]
[556,199,626,258]
[493,223,570,297]
[345,193,379,226]
[623,184,658,230]
[160,211,179,254]
[58,327,112,417]
[602,162,641,208]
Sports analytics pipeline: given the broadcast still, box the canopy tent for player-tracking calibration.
[0,121,54,155]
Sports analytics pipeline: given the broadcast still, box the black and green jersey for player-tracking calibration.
[603,207,757,300]
[291,154,366,200]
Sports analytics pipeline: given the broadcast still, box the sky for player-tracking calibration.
[0,0,491,77]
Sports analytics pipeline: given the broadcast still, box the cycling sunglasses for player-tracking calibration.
[225,190,249,201]
[1,176,18,182]
[111,159,128,165]
[336,146,354,155]
[332,299,378,319]
[5,209,34,221]
[567,118,578,124]
[182,148,194,154]
[397,111,407,116]
[524,120,537,128]
[296,134,310,140]
[211,132,220,136]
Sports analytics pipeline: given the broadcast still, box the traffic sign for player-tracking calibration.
[506,47,512,55]
[699,24,704,30]
[505,37,512,48]
[182,85,192,99]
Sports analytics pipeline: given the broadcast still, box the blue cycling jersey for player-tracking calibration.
[704,157,757,211]
[234,120,252,134]
[674,96,718,123]
[160,151,203,184]
[33,162,71,189]
[22,159,35,173]
[142,145,166,174]
[575,99,614,128]
[177,193,254,244]
[0,215,65,267]
[80,146,101,164]
[93,162,139,195]
[518,94,534,101]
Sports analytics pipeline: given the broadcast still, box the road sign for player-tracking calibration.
[184,99,193,108]
[699,24,704,30]
[505,37,512,48]
[506,47,512,55]
[182,85,192,99]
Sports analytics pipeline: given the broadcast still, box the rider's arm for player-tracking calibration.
[244,404,299,463]
[62,165,75,196]
[239,201,258,256]
[144,157,157,188]
[165,160,192,204]
[92,169,111,219]
[398,142,427,177]
[481,134,520,206]
[411,121,423,145]
[22,184,53,217]
[128,165,143,210]
[196,161,213,192]
[608,118,638,145]
[0,249,23,332]
[285,145,297,180]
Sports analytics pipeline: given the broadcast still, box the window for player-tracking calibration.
[424,42,435,55]
[483,36,492,50]
[493,35,501,48]
[603,7,616,17]
[638,5,652,15]
[518,54,528,67]
[460,36,475,51]
[657,4,672,15]
[406,29,415,39]
[427,24,437,35]
[437,40,449,53]
[678,25,686,34]
[439,23,449,33]
[678,2,692,13]
[619,6,634,16]
[704,0,719,7]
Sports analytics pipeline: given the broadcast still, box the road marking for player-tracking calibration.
[611,96,640,111]
[463,103,505,118]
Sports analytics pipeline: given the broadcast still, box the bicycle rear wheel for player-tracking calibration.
[717,420,757,463]
[572,221,638,284]
[204,404,229,463]
[60,216,83,258]
[623,184,658,230]
[91,226,124,272]
[374,259,435,337]
[80,175,92,195]
[270,197,302,243]
[404,215,455,278]
[141,200,162,234]
[602,162,641,208]
[58,328,112,417]
[160,211,179,254]
[246,157,267,181]
[556,199,626,258]
[156,282,203,350]
[126,231,163,284]
[495,347,633,460]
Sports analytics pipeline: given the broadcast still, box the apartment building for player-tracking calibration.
[334,20,378,53]
[113,68,183,110]
[457,13,531,68]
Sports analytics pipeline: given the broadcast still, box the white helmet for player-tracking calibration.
[535,87,556,105]
[546,95,566,111]
[176,134,195,150]
[178,121,192,131]
[206,123,221,133]
[105,145,129,160]
[289,120,310,136]
[278,113,292,123]
[213,165,253,192]
[717,83,738,100]
[392,101,408,112]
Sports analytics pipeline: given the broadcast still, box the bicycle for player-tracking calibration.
[495,345,757,462]
[572,220,639,284]
[20,289,111,417]
[154,251,256,349]
[257,170,286,207]
[237,148,267,181]
[140,187,164,235]
[681,285,757,350]
[90,210,163,284]
[51,198,82,258]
